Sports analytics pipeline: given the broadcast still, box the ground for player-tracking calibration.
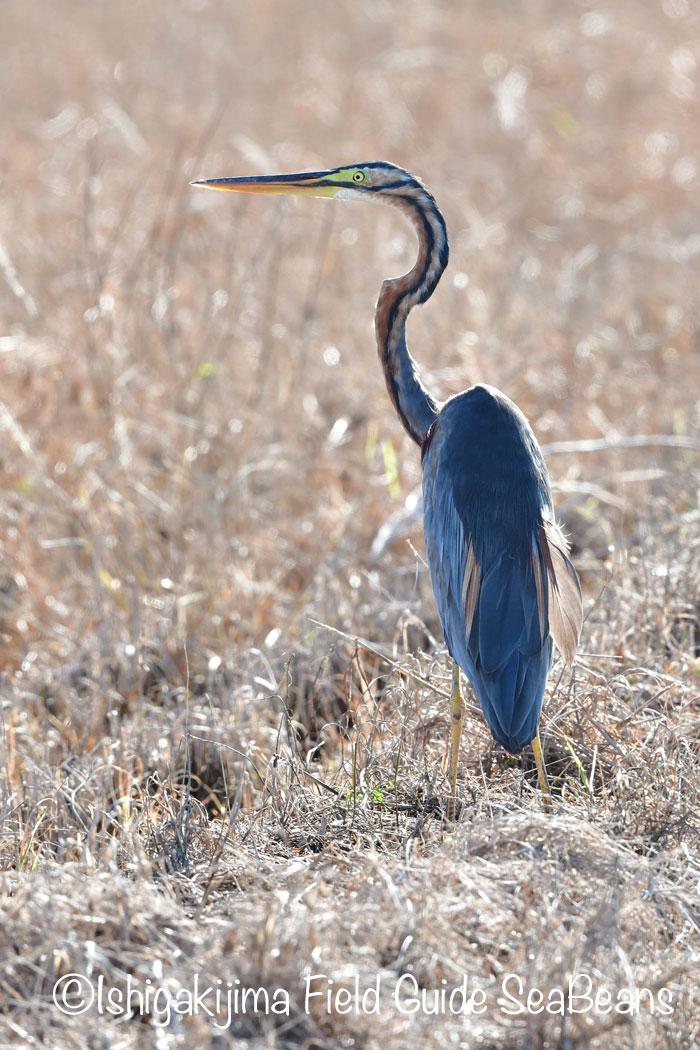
[1,1,700,1047]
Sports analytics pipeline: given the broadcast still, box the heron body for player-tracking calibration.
[422,384,579,754]
[193,162,583,811]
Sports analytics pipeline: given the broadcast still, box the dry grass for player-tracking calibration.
[1,1,700,1047]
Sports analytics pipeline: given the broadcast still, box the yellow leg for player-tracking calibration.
[531,731,552,812]
[448,662,465,820]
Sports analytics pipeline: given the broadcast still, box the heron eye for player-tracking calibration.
[352,171,366,183]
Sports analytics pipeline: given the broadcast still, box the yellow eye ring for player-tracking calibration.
[352,171,365,183]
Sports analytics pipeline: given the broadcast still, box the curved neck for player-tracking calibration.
[374,189,448,445]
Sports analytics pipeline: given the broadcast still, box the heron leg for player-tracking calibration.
[531,731,552,812]
[448,661,465,819]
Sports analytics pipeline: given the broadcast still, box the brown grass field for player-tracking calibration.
[2,1,700,1047]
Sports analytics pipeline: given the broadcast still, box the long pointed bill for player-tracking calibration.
[191,170,347,199]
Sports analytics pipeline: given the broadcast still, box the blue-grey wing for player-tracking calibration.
[422,392,582,752]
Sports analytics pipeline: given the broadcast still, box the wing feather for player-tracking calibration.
[531,546,546,642]
[461,540,481,638]
[539,520,583,666]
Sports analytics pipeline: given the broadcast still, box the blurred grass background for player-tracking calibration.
[1,1,700,1047]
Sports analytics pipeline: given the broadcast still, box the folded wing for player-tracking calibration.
[423,481,583,753]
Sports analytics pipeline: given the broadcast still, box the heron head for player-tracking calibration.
[191,161,422,202]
